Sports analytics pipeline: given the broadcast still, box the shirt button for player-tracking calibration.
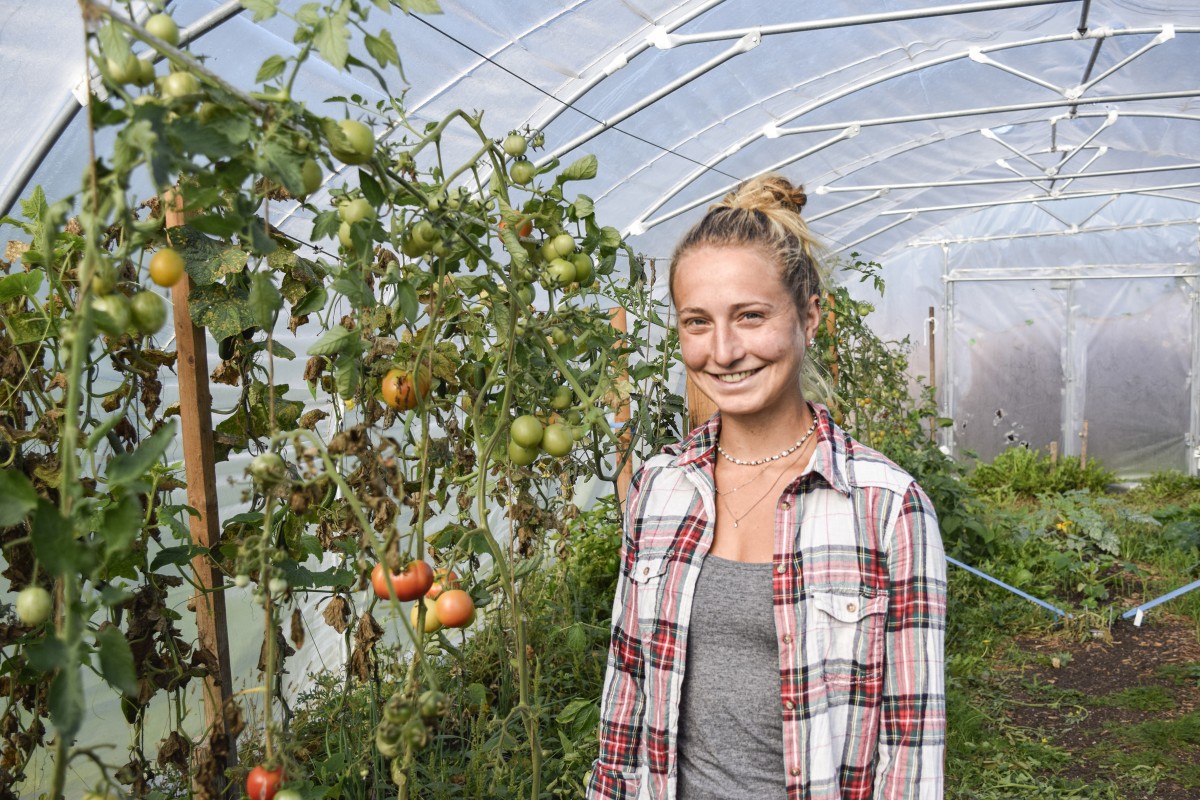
[776,563,786,574]
[790,767,802,777]
[782,634,792,644]
[642,567,650,575]
[781,500,791,510]
[783,700,794,710]
[846,602,857,613]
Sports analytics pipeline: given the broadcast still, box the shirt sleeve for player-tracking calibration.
[587,467,649,800]
[874,481,947,800]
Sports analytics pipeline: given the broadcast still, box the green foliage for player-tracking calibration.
[1128,469,1200,503]
[968,446,1115,498]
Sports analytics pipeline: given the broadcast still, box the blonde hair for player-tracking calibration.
[669,174,832,402]
[669,174,827,313]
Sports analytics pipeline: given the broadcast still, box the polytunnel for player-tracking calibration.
[2,1,1200,798]
[6,0,1200,478]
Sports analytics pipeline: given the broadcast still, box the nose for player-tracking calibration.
[711,321,744,366]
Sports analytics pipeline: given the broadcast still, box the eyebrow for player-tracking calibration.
[677,301,774,316]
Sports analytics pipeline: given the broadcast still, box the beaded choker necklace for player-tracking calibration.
[716,416,818,467]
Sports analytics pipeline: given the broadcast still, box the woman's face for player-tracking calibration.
[673,246,820,424]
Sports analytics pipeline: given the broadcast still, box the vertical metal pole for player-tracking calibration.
[163,193,237,796]
[941,245,956,455]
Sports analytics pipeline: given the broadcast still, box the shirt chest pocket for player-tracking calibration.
[630,552,671,629]
[810,591,888,686]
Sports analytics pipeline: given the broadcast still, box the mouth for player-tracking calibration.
[713,368,761,384]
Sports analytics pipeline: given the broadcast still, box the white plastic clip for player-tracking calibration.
[1134,608,1144,627]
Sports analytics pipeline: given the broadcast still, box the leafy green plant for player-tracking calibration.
[968,446,1115,498]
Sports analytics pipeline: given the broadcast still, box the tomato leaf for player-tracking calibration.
[364,30,400,68]
[97,22,133,63]
[49,665,85,739]
[558,154,597,183]
[308,326,358,356]
[359,171,385,207]
[242,0,279,22]
[249,272,283,329]
[150,544,209,571]
[570,194,595,219]
[174,226,250,287]
[333,354,362,399]
[100,493,143,560]
[256,54,287,83]
[32,501,77,577]
[0,470,38,526]
[396,281,419,325]
[292,285,328,317]
[5,311,57,346]
[395,0,442,14]
[25,638,68,672]
[313,12,350,71]
[97,626,139,698]
[106,422,177,488]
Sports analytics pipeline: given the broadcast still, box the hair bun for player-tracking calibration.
[719,174,807,215]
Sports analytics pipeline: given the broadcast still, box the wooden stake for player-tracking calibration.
[1049,441,1058,464]
[1080,419,1089,469]
[825,292,838,385]
[609,306,634,511]
[164,192,237,794]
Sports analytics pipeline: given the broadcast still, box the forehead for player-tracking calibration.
[672,245,786,303]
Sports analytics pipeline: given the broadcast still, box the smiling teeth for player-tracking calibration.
[716,370,756,383]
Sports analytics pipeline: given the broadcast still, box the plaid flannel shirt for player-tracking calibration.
[587,404,946,800]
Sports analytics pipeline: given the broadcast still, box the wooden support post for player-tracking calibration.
[1080,419,1089,469]
[825,292,838,386]
[164,193,237,795]
[609,307,634,511]
[1049,441,1058,464]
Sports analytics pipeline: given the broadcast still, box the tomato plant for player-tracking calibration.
[372,561,434,602]
[0,3,681,797]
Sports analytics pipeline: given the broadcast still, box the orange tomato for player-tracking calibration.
[425,568,460,600]
[371,561,434,601]
[434,589,475,628]
[380,368,428,410]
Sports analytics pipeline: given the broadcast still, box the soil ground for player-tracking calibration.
[1003,613,1200,799]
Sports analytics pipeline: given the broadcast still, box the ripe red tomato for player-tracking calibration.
[372,561,434,601]
[426,568,460,599]
[246,765,283,800]
[435,589,476,628]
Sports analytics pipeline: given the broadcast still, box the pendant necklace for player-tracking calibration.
[718,444,806,528]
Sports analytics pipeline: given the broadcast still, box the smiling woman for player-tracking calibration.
[588,175,948,800]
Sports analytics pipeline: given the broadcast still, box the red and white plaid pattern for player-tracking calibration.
[587,405,946,800]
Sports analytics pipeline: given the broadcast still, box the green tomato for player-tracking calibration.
[507,440,538,466]
[549,385,572,410]
[92,294,131,336]
[91,262,117,296]
[331,119,375,165]
[502,133,528,158]
[129,290,168,335]
[541,423,574,457]
[106,57,141,86]
[248,453,287,486]
[571,252,595,285]
[550,233,575,259]
[16,586,52,626]
[510,414,543,448]
[300,158,322,196]
[543,258,577,288]
[509,159,535,186]
[145,13,180,46]
[160,71,199,101]
[338,221,354,249]
[338,198,373,224]
[412,219,440,246]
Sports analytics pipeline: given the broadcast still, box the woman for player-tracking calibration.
[587,175,946,800]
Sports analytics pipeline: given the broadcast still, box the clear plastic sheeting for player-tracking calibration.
[2,0,1199,475]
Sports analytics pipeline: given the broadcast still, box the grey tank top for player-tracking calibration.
[677,554,786,800]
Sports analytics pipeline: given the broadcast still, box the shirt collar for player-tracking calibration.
[666,402,853,496]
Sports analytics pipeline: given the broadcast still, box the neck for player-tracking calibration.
[717,401,814,460]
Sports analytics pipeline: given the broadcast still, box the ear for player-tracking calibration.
[802,294,822,342]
